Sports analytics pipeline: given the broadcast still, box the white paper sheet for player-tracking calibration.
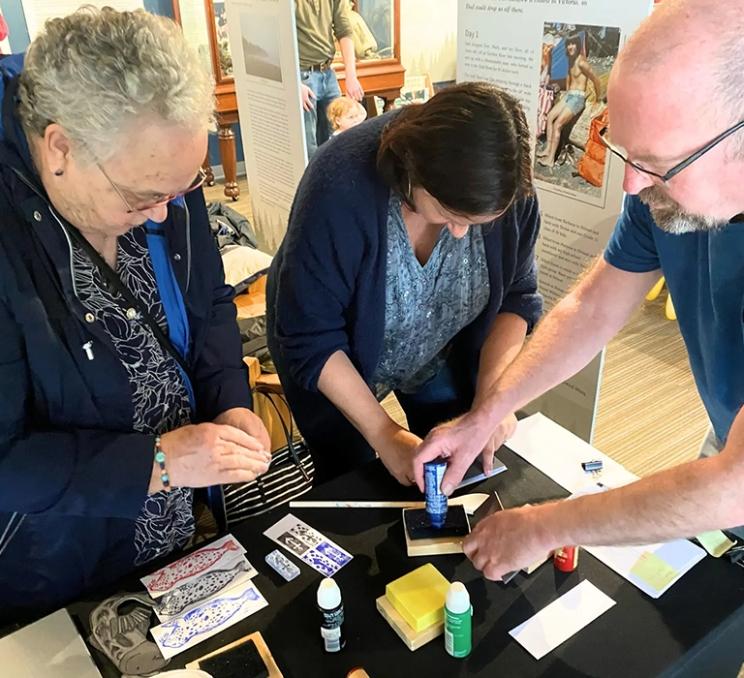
[507,414,707,598]
[507,413,638,494]
[509,580,616,660]
[141,534,249,598]
[20,0,144,40]
[264,514,353,576]
[151,579,268,659]
[585,540,705,599]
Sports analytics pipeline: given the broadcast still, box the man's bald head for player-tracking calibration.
[605,0,744,226]
[614,0,744,129]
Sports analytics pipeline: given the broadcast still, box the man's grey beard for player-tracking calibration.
[638,187,726,234]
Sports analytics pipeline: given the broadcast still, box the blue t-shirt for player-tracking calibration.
[604,194,744,443]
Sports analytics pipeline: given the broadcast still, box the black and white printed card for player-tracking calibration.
[263,514,353,576]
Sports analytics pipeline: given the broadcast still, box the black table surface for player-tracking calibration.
[68,448,744,678]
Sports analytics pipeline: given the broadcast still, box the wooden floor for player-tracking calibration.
[204,178,255,218]
[593,298,708,476]
[206,178,709,479]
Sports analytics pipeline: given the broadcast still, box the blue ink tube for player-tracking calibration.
[424,458,448,528]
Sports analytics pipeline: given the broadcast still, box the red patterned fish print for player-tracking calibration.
[147,539,241,592]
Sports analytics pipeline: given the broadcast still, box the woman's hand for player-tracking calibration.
[374,424,423,486]
[214,407,272,454]
[150,423,271,493]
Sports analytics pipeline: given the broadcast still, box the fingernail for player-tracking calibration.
[442,482,453,496]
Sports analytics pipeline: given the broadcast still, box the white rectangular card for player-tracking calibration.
[264,514,353,576]
[141,534,248,598]
[509,580,616,660]
[151,579,268,659]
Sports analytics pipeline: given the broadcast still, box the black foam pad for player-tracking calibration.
[199,638,269,678]
[403,505,470,540]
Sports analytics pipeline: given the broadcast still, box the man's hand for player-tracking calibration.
[413,410,495,495]
[463,504,554,580]
[478,412,518,475]
[344,75,365,101]
[375,425,422,486]
[300,84,316,112]
[214,407,271,454]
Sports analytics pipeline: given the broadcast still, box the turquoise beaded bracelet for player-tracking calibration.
[154,435,171,491]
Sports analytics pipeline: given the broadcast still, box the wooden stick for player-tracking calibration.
[289,500,424,509]
[289,493,489,514]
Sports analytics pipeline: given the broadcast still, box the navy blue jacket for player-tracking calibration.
[0,55,251,617]
[267,113,542,456]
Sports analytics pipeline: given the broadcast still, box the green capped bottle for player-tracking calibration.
[444,581,472,658]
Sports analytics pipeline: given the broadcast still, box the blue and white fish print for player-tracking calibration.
[151,582,268,659]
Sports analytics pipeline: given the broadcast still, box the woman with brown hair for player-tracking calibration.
[267,82,542,485]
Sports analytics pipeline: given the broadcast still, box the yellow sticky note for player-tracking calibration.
[385,564,449,632]
[695,530,735,558]
[630,551,679,593]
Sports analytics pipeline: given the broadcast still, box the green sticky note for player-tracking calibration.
[696,530,735,558]
[630,551,679,593]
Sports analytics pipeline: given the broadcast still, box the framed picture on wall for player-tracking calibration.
[210,1,234,82]
[173,0,234,85]
[333,0,399,63]
[172,0,241,201]
[171,0,212,76]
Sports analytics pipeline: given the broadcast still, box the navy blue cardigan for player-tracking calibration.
[268,113,542,441]
[0,55,251,617]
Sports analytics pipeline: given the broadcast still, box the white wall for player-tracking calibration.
[400,0,457,83]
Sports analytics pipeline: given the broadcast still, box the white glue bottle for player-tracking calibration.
[317,577,346,653]
[444,581,472,658]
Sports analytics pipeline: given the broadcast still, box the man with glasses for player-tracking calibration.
[413,0,744,579]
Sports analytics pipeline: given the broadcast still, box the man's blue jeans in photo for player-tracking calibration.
[301,67,342,159]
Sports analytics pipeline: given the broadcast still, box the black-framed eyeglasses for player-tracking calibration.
[97,163,207,214]
[599,119,744,183]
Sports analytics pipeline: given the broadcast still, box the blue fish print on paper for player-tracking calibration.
[158,586,261,648]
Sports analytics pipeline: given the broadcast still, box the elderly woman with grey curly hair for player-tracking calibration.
[0,7,271,622]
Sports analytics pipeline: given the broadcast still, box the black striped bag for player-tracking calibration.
[216,392,314,526]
